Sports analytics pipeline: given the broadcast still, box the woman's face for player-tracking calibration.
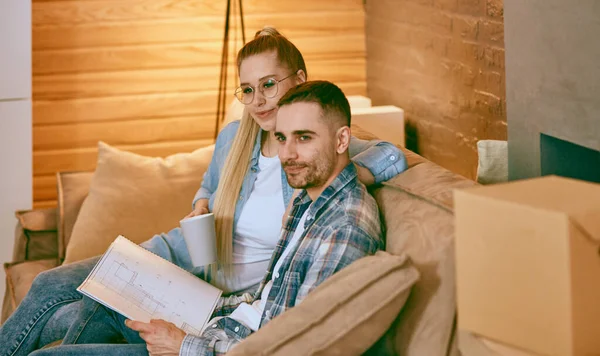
[238,51,305,132]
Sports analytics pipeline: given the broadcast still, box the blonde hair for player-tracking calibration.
[211,27,307,276]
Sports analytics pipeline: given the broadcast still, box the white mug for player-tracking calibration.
[179,213,217,267]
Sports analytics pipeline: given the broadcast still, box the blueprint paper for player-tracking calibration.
[77,235,222,336]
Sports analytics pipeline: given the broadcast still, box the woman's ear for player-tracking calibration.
[336,126,351,154]
[295,69,307,84]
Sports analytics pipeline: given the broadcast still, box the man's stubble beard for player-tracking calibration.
[284,146,336,190]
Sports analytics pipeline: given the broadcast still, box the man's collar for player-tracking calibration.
[292,163,357,216]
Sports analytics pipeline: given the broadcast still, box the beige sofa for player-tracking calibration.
[1,125,476,355]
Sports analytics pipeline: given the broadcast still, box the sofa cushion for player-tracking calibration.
[2,259,59,323]
[476,140,508,185]
[63,141,215,264]
[13,209,59,262]
[227,251,419,356]
[368,162,476,355]
[57,171,93,261]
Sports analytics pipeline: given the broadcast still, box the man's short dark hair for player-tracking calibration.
[277,80,351,128]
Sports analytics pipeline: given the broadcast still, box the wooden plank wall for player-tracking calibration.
[33,0,366,208]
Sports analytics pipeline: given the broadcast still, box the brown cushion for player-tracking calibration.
[63,141,215,264]
[2,259,59,323]
[228,251,419,356]
[351,123,380,142]
[57,171,93,260]
[400,146,428,168]
[13,209,59,262]
[369,162,476,355]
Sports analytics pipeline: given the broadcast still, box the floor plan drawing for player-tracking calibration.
[77,235,222,336]
[98,261,166,315]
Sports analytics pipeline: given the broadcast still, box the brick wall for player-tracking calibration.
[366,0,506,179]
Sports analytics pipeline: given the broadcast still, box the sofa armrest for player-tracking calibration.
[1,259,59,324]
[13,208,59,263]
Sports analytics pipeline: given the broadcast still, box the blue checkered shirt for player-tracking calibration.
[180,163,383,355]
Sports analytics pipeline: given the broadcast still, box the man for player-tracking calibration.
[32,81,383,356]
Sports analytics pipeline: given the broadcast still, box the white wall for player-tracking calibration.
[0,0,33,303]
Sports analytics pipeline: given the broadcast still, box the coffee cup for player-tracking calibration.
[179,213,217,267]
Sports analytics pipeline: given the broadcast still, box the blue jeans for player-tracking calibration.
[0,228,198,356]
[61,296,146,346]
[29,344,148,356]
[0,256,99,356]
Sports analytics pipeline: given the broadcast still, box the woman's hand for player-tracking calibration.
[125,319,186,356]
[184,199,209,219]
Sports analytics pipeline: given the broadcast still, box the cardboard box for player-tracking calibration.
[459,329,542,356]
[350,106,405,147]
[454,175,600,356]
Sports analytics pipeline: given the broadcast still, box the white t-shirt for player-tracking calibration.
[228,206,311,331]
[213,153,285,293]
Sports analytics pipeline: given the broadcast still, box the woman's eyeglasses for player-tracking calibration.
[234,72,297,105]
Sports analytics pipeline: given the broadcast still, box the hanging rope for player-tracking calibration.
[213,0,246,141]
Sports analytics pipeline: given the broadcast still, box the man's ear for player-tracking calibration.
[336,126,351,154]
[295,69,307,84]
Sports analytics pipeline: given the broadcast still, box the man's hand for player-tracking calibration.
[184,199,209,219]
[125,319,186,356]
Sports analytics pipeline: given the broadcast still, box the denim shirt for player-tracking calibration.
[192,120,407,225]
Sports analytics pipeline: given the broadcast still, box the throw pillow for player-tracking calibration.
[63,141,214,264]
[57,171,93,260]
[476,140,508,185]
[13,208,58,262]
[227,251,419,356]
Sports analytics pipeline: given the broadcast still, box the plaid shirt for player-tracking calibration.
[180,163,383,356]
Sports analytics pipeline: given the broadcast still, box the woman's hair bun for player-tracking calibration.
[254,26,282,39]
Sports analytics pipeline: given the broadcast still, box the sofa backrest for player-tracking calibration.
[56,171,93,260]
[368,157,476,356]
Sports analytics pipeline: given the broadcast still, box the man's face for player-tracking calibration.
[275,102,337,190]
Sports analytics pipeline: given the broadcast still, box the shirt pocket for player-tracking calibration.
[268,271,302,318]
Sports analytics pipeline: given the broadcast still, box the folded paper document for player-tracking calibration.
[78,235,222,336]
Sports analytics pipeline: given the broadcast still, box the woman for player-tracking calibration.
[0,27,406,356]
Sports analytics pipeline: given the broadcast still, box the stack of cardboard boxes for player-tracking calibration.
[454,176,600,356]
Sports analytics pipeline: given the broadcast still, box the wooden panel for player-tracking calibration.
[33,12,364,50]
[33,58,365,100]
[33,114,216,150]
[34,174,58,202]
[34,200,57,209]
[34,139,214,176]
[33,0,362,26]
[33,91,217,125]
[33,81,365,127]
[32,0,366,206]
[33,35,365,74]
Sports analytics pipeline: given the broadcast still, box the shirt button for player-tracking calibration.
[212,324,218,328]
[234,326,240,332]
[265,311,270,317]
[274,272,280,279]
[390,155,396,161]
[239,195,243,201]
